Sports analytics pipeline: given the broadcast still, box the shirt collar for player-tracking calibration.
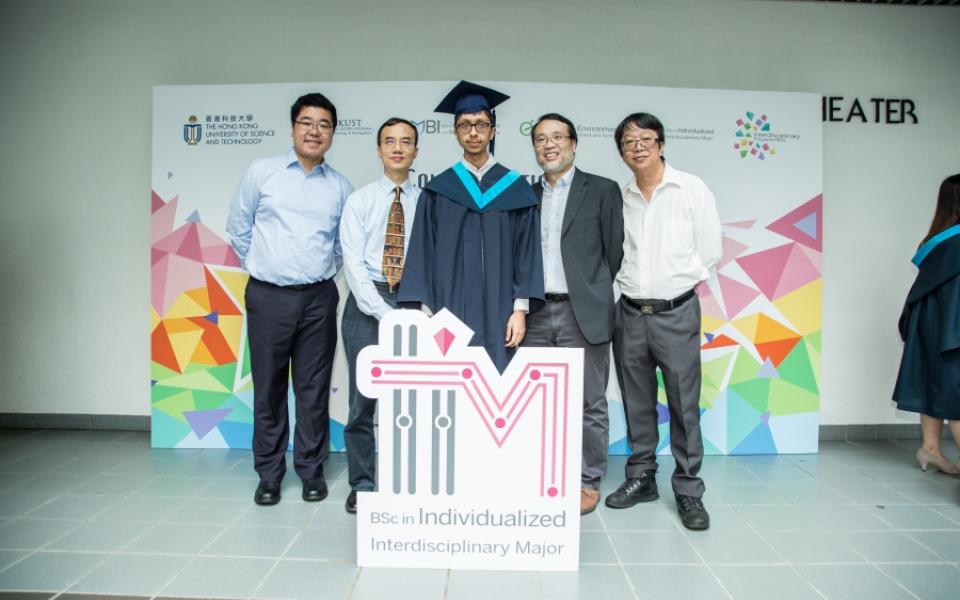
[460,155,496,179]
[377,174,414,197]
[543,166,576,192]
[625,161,680,195]
[284,148,328,175]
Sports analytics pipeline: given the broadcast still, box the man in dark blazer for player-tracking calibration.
[522,113,624,514]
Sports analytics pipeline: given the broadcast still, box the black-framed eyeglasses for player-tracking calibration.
[620,136,659,150]
[295,119,334,132]
[455,121,492,133]
[533,134,571,147]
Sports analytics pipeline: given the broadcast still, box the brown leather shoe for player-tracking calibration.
[580,488,600,515]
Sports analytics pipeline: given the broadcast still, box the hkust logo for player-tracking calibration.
[183,115,202,145]
[734,111,776,160]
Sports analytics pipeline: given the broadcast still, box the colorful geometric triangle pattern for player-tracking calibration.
[152,185,820,456]
[150,191,347,450]
[647,193,821,455]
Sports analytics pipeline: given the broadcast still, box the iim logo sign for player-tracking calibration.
[519,120,535,136]
[734,111,776,160]
[355,309,582,571]
[183,115,202,146]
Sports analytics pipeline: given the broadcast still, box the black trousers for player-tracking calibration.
[245,277,338,483]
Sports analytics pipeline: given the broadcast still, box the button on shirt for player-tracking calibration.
[617,163,722,300]
[226,148,353,286]
[340,176,420,320]
[540,167,575,294]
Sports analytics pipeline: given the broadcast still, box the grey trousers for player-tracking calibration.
[523,299,611,490]
[342,290,398,492]
[613,294,705,498]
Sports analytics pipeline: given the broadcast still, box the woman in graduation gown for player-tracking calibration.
[893,173,960,475]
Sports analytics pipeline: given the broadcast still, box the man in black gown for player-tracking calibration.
[399,81,544,372]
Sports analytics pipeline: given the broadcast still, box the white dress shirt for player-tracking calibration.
[617,163,722,300]
[460,155,496,180]
[540,167,576,294]
[339,175,420,319]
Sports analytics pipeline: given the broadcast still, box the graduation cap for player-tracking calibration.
[435,81,510,154]
[434,80,510,116]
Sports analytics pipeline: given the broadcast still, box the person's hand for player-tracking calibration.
[504,310,526,348]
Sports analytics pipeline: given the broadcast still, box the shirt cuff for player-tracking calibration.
[513,298,529,313]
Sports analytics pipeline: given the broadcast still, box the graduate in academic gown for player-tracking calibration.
[398,81,545,372]
[893,174,960,475]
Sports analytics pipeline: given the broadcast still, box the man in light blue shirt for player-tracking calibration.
[339,117,419,513]
[226,93,353,506]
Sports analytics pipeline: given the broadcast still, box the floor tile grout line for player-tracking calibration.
[901,529,958,563]
[869,564,925,600]
[671,521,735,600]
[45,550,114,597]
[149,489,255,599]
[345,565,363,599]
[248,502,320,600]
[595,504,642,600]
[723,502,835,600]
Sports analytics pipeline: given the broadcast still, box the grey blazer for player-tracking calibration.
[534,168,624,345]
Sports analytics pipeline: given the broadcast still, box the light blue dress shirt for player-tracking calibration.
[339,175,420,320]
[540,166,575,294]
[226,148,353,286]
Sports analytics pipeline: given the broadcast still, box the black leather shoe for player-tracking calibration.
[345,490,357,514]
[302,477,328,502]
[676,495,710,530]
[604,471,659,508]
[254,481,281,506]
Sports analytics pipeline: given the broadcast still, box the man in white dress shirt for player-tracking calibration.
[605,113,722,531]
[339,117,419,514]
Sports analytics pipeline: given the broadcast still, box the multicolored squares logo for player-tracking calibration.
[733,111,776,160]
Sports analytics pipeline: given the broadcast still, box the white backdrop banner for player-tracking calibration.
[151,81,822,456]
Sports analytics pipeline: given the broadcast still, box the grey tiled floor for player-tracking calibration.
[0,429,958,599]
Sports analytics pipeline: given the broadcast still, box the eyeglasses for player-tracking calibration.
[295,119,334,133]
[454,121,492,133]
[620,136,659,150]
[533,134,571,147]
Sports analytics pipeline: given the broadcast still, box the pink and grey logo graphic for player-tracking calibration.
[357,310,575,499]
[734,111,776,160]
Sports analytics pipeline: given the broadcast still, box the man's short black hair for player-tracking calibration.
[530,113,578,145]
[614,112,665,156]
[377,117,419,147]
[290,93,338,129]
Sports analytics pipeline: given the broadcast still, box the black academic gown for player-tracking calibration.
[893,229,960,420]
[398,162,545,372]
